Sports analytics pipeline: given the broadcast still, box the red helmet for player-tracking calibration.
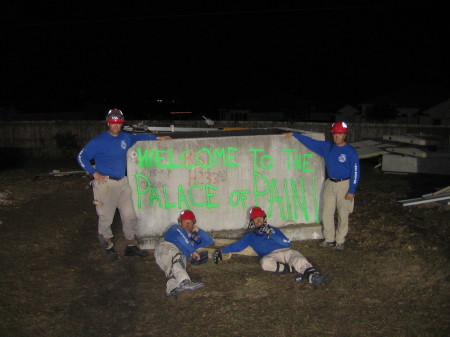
[331,121,348,134]
[178,210,196,224]
[249,207,266,220]
[106,109,125,124]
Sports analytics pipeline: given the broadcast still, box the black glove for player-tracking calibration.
[191,250,209,265]
[213,249,222,264]
[255,224,272,238]
[188,231,202,244]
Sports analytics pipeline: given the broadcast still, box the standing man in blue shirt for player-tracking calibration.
[77,109,171,260]
[283,121,360,250]
[214,207,331,288]
[154,210,214,297]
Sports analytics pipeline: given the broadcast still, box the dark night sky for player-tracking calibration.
[2,1,449,116]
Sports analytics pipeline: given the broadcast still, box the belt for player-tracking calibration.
[109,176,124,181]
[328,177,350,183]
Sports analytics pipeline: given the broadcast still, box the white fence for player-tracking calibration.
[0,120,449,160]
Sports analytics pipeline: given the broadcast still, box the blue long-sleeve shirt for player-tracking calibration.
[221,226,291,258]
[292,133,360,194]
[77,131,157,178]
[164,224,214,259]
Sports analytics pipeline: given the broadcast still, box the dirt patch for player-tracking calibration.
[0,160,450,337]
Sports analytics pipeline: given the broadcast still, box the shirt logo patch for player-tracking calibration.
[121,140,127,150]
[338,154,347,163]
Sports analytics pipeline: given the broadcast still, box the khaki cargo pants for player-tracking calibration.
[260,248,312,274]
[92,177,138,243]
[154,241,190,295]
[322,179,354,244]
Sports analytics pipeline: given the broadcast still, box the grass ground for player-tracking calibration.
[0,160,449,337]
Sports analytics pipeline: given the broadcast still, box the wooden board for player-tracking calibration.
[385,147,428,158]
[382,135,440,146]
[397,192,450,206]
[350,140,391,159]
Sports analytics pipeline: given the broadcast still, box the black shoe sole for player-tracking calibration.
[124,252,149,257]
[106,248,118,261]
[106,254,118,261]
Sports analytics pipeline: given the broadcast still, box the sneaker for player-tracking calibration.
[335,243,345,251]
[167,287,186,297]
[124,245,149,257]
[178,279,204,291]
[319,241,335,248]
[310,272,333,289]
[106,247,118,261]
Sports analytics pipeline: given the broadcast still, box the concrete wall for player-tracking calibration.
[126,130,326,246]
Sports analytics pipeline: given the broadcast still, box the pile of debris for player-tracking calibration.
[352,134,450,175]
[352,134,450,206]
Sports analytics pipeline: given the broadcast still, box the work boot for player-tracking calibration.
[310,272,333,289]
[335,243,345,251]
[178,279,204,291]
[106,246,118,261]
[124,245,149,257]
[167,280,204,298]
[318,240,335,248]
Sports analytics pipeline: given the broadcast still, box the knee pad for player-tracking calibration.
[274,262,292,274]
[171,253,186,269]
[302,267,317,280]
